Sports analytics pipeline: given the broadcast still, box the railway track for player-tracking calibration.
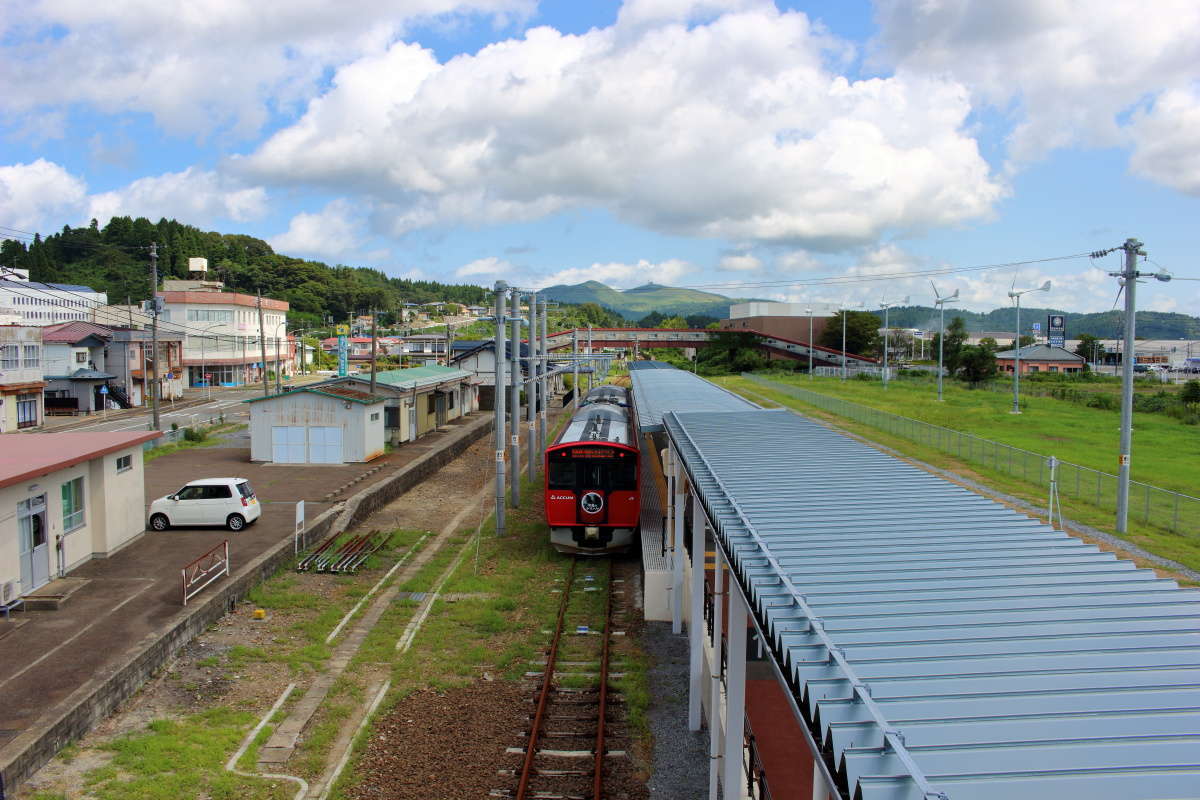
[492,557,641,800]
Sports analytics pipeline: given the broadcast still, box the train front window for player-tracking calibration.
[548,458,575,490]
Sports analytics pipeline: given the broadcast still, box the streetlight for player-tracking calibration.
[931,283,959,402]
[879,295,909,390]
[839,300,864,380]
[1007,280,1051,414]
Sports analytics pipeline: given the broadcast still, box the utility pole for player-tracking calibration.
[527,291,538,481]
[1103,237,1169,533]
[572,328,579,410]
[493,282,508,536]
[509,289,521,508]
[256,291,270,396]
[276,335,284,393]
[149,242,161,430]
[369,309,379,396]
[539,298,549,450]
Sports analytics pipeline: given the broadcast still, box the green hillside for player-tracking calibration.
[878,306,1200,339]
[540,281,752,320]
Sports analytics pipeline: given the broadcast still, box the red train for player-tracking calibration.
[545,387,640,555]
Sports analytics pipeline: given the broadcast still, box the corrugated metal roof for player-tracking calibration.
[373,365,471,386]
[662,407,1200,800]
[630,366,758,433]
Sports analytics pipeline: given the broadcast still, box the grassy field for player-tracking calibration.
[717,374,1200,577]
[742,373,1199,495]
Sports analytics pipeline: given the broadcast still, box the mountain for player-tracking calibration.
[540,281,752,320]
[878,306,1200,340]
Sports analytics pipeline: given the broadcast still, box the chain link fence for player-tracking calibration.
[743,373,1199,538]
[142,413,228,451]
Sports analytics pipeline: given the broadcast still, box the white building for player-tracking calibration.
[158,277,290,388]
[1,431,160,598]
[0,325,45,432]
[0,269,108,326]
[246,385,386,464]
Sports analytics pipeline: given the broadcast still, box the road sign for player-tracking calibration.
[99,385,108,394]
[1032,323,1041,331]
[165,372,173,380]
[335,324,350,336]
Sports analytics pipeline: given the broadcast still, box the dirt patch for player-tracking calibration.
[347,680,529,799]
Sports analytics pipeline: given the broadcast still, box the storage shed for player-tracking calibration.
[246,385,386,464]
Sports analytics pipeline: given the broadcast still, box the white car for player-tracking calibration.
[148,477,261,532]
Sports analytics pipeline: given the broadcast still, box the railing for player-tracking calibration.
[744,720,773,800]
[743,373,1200,537]
[142,414,226,451]
[181,540,229,605]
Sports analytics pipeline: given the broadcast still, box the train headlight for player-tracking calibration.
[584,526,600,539]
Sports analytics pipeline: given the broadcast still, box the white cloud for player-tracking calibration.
[874,0,1200,174]
[0,0,535,136]
[240,5,1002,248]
[1129,86,1200,196]
[719,253,762,272]
[537,259,697,289]
[0,159,87,230]
[269,198,361,261]
[87,167,267,227]
[456,256,512,278]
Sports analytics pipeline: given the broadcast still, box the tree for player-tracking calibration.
[818,310,880,357]
[637,310,666,328]
[658,315,687,329]
[932,316,969,377]
[1181,380,1200,405]
[958,345,998,385]
[978,336,999,352]
[1008,335,1037,349]
[1075,333,1104,362]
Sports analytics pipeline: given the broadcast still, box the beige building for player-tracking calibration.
[0,324,45,432]
[0,431,160,598]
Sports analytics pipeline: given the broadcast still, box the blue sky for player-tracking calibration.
[2,0,1198,314]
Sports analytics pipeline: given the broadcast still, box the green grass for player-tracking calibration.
[78,707,289,800]
[723,374,1200,577]
[731,374,1198,495]
[145,423,247,462]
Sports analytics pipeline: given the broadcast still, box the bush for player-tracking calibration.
[1182,380,1200,405]
[183,426,208,442]
[1087,394,1119,410]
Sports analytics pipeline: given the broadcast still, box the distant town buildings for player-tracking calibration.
[0,269,107,326]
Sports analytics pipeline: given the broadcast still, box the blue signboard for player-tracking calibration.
[338,335,348,377]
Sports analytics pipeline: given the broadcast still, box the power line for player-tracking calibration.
[677,252,1095,292]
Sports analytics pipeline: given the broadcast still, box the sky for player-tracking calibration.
[1,0,1198,315]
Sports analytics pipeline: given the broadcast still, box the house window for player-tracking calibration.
[0,345,17,369]
[17,394,38,428]
[370,412,380,421]
[187,309,233,323]
[75,352,88,363]
[448,392,455,410]
[23,345,40,367]
[62,476,85,532]
[116,454,132,472]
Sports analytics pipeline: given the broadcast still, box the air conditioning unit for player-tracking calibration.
[1,579,19,605]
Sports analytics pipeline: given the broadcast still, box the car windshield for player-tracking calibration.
[237,482,255,499]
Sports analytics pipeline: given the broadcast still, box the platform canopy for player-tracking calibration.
[629,367,758,433]
[663,407,1200,800]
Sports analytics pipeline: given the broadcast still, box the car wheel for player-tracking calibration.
[226,513,246,532]
[149,513,170,531]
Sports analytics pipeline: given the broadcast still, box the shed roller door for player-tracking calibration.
[272,426,306,463]
[308,426,343,464]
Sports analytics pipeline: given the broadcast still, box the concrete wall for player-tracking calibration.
[0,412,494,794]
[87,447,148,557]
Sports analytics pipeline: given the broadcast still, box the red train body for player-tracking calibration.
[544,389,639,554]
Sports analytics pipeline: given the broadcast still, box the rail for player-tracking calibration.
[180,540,229,605]
[743,373,1200,537]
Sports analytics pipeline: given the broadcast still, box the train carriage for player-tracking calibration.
[545,399,640,555]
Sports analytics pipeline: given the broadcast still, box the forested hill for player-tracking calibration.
[879,305,1200,340]
[0,217,490,324]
